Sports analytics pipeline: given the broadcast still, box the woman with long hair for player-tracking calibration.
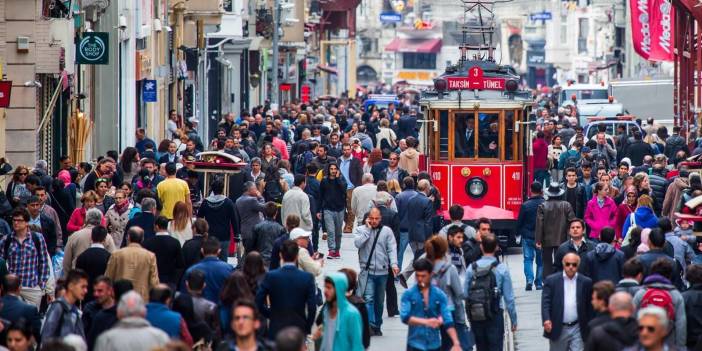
[219,271,254,337]
[584,181,617,241]
[386,179,402,198]
[262,165,287,204]
[621,194,659,244]
[548,135,567,182]
[118,147,140,185]
[615,186,638,243]
[241,251,266,293]
[364,148,383,174]
[632,172,651,196]
[6,165,30,207]
[156,139,172,161]
[169,201,193,246]
[260,143,279,174]
[105,189,133,247]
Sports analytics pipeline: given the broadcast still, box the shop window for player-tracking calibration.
[403,53,436,70]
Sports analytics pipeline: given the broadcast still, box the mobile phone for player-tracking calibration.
[315,252,325,259]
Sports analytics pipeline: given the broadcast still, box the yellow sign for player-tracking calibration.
[395,71,437,81]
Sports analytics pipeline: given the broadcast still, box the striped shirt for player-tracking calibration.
[0,232,50,288]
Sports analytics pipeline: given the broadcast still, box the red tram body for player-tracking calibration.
[419,62,534,246]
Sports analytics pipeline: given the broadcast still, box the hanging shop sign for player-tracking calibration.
[77,32,109,65]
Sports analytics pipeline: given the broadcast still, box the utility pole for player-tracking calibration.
[271,0,280,107]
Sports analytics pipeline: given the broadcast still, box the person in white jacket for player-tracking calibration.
[281,175,314,231]
[351,174,377,227]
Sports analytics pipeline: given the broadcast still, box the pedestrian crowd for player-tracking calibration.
[0,96,521,351]
[522,97,702,351]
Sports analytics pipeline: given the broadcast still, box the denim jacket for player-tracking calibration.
[464,256,518,327]
[400,284,454,350]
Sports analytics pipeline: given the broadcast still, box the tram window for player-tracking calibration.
[505,110,515,160]
[439,110,449,159]
[454,113,475,158]
[478,113,500,158]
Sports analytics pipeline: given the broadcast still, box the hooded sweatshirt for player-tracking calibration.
[319,273,364,351]
[633,274,687,347]
[582,243,625,283]
[621,206,659,241]
[399,148,419,175]
[196,194,236,242]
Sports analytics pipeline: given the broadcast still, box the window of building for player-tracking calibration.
[402,53,436,70]
[578,18,589,54]
[560,16,568,44]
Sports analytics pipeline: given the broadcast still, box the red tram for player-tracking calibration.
[419,62,534,247]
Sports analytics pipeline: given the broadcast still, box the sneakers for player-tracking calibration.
[525,283,533,291]
[327,250,341,259]
[536,285,543,290]
[370,327,383,336]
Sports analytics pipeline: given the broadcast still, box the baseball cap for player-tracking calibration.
[289,228,311,241]
[581,146,591,153]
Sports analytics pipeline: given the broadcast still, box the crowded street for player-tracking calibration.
[0,0,701,350]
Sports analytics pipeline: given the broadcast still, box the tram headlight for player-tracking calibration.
[505,79,519,92]
[465,177,488,199]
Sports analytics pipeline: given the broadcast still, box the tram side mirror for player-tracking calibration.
[515,120,520,133]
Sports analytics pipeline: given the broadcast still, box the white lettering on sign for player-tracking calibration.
[658,0,672,54]
[637,0,651,54]
[512,172,521,181]
[446,77,506,90]
[432,172,442,181]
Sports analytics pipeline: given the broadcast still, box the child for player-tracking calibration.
[674,218,696,246]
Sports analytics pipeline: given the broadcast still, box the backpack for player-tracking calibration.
[379,137,395,155]
[293,151,314,175]
[640,286,675,322]
[465,261,500,322]
[563,151,580,170]
[263,179,284,203]
[46,299,75,338]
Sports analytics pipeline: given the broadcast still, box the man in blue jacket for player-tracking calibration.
[517,182,545,291]
[256,240,317,339]
[146,284,191,341]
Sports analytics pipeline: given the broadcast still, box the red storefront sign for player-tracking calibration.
[446,66,505,90]
[280,83,291,91]
[629,0,674,61]
[0,81,12,108]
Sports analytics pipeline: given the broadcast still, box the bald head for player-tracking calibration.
[609,292,634,318]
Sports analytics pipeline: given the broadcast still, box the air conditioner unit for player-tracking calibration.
[16,36,29,52]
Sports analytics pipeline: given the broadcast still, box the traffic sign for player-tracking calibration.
[445,66,506,90]
[76,32,109,65]
[529,11,552,22]
[142,80,157,102]
[380,11,402,23]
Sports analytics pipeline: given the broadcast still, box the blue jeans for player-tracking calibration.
[522,238,543,287]
[360,273,388,329]
[323,209,344,251]
[472,310,504,351]
[398,231,410,269]
[441,322,474,351]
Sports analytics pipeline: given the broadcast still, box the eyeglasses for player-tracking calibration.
[638,325,657,333]
[11,218,25,223]
[564,262,578,268]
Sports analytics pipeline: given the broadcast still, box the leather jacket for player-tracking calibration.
[535,199,575,247]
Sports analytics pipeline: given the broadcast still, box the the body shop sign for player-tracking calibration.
[77,32,109,65]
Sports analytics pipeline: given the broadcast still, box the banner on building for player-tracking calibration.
[629,0,675,61]
[76,32,109,65]
[0,81,11,108]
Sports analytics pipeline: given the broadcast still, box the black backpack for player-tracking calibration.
[563,151,580,170]
[263,179,284,203]
[466,261,500,322]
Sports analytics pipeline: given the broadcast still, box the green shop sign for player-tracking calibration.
[77,32,109,65]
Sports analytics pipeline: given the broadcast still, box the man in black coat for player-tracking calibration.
[517,182,546,290]
[622,131,654,167]
[123,197,157,246]
[75,226,111,302]
[182,219,207,269]
[256,240,317,340]
[542,252,593,348]
[396,106,417,140]
[638,228,685,290]
[584,292,638,351]
[142,216,185,288]
[26,195,59,254]
[554,218,595,272]
[0,274,41,342]
[374,152,409,185]
[252,202,287,268]
[197,179,238,260]
[682,264,702,348]
[664,126,689,160]
[304,164,322,252]
[580,227,625,284]
[86,280,133,350]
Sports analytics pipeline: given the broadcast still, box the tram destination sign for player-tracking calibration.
[446,66,505,90]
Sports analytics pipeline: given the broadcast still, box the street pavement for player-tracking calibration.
[317,234,548,351]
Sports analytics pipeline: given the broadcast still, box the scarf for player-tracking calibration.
[114,201,130,215]
[58,170,71,188]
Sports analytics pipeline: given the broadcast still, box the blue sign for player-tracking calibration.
[142,80,157,102]
[380,11,402,23]
[529,11,552,22]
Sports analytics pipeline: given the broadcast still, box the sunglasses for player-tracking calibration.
[638,325,657,333]
[564,262,578,268]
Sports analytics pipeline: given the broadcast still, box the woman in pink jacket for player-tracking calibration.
[584,181,618,241]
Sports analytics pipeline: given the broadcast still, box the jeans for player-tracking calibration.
[472,310,504,351]
[534,169,550,187]
[359,273,388,329]
[323,209,345,251]
[219,240,230,261]
[398,231,410,269]
[344,189,354,231]
[522,238,543,287]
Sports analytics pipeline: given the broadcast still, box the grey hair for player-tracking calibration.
[35,160,48,170]
[243,181,257,192]
[141,197,157,212]
[362,173,374,184]
[608,292,634,312]
[85,208,103,227]
[417,179,431,192]
[117,290,147,319]
[637,306,669,330]
[301,129,312,138]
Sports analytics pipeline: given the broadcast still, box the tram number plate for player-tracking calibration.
[446,77,505,90]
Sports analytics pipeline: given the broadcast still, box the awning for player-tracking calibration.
[385,38,442,53]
